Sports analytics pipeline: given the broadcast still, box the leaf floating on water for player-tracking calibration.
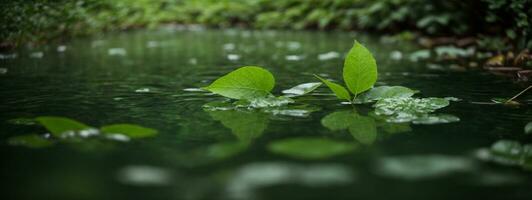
[100,124,158,139]
[282,82,322,96]
[268,137,357,159]
[314,75,351,101]
[373,97,457,124]
[353,86,418,104]
[343,41,378,96]
[8,134,54,148]
[36,116,91,137]
[203,66,275,100]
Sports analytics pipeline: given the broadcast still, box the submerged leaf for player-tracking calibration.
[8,134,54,148]
[282,82,322,96]
[314,75,351,101]
[36,116,91,137]
[354,86,418,104]
[343,41,378,96]
[203,66,275,100]
[100,124,158,139]
[268,137,357,159]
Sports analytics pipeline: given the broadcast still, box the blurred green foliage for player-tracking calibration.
[1,0,530,48]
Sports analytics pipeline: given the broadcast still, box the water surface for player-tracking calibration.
[1,29,531,200]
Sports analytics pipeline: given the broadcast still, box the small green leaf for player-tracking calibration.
[8,134,54,148]
[36,116,90,137]
[282,82,322,96]
[203,66,275,100]
[268,137,357,159]
[354,86,418,104]
[343,41,378,96]
[525,122,532,134]
[314,75,351,101]
[100,124,158,138]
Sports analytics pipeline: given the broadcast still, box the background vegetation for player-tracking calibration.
[1,0,530,50]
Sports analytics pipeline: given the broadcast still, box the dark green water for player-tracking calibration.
[1,28,531,200]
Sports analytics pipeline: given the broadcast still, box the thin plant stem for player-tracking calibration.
[506,85,532,103]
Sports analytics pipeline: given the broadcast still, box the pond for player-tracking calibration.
[1,28,531,200]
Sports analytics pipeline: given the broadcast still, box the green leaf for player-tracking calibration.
[36,116,90,137]
[314,75,351,101]
[354,86,418,104]
[525,122,532,134]
[100,124,158,139]
[8,134,54,148]
[282,82,322,96]
[268,137,357,159]
[374,97,457,124]
[203,66,275,100]
[343,41,378,96]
